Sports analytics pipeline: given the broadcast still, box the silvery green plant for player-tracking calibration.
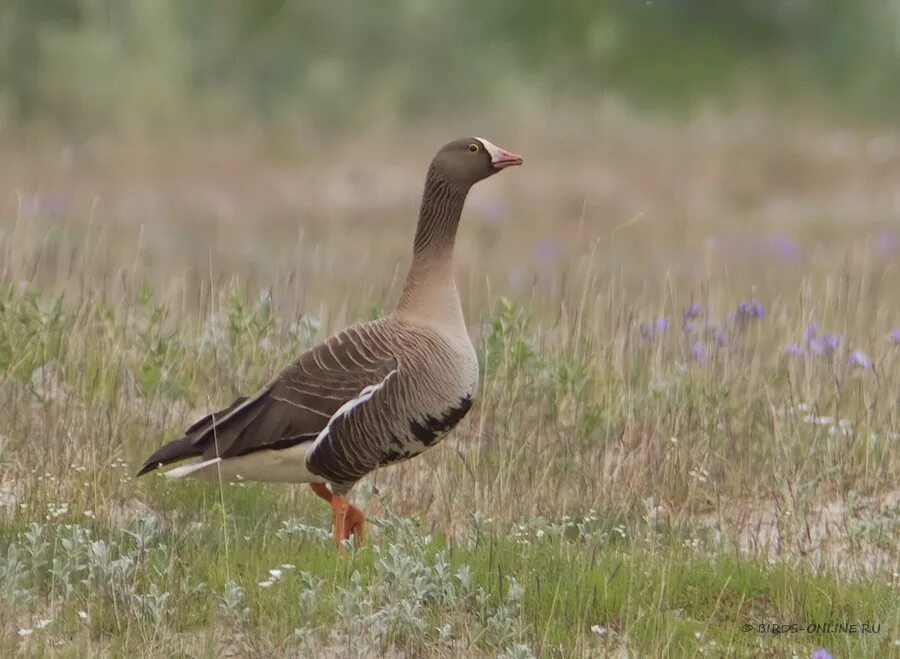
[455,565,475,600]
[220,580,250,626]
[498,643,537,659]
[297,571,325,618]
[331,570,387,656]
[485,577,529,649]
[51,524,92,600]
[277,519,331,544]
[466,511,489,550]
[21,523,51,586]
[124,516,159,556]
[0,543,33,608]
[133,582,170,629]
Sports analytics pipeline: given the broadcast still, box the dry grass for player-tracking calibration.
[0,107,898,656]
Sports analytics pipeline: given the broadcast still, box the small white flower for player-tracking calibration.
[507,579,525,602]
[269,569,283,580]
[78,611,89,620]
[279,563,296,571]
[35,619,52,630]
[84,510,95,518]
[258,580,274,588]
[17,628,33,637]
[694,631,702,639]
[51,503,68,518]
[591,625,609,637]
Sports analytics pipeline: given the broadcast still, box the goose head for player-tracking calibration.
[430,137,523,188]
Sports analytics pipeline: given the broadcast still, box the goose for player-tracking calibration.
[137,137,523,549]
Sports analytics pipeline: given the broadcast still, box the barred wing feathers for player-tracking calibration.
[137,324,398,476]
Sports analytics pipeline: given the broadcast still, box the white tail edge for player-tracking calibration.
[164,457,222,479]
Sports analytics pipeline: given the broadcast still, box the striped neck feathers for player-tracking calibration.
[411,166,468,258]
[396,166,469,327]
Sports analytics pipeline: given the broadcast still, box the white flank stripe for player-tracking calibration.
[474,137,503,164]
[164,457,222,479]
[311,369,397,451]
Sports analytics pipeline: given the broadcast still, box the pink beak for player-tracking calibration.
[491,147,524,169]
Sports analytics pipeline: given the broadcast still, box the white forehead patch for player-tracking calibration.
[474,137,504,163]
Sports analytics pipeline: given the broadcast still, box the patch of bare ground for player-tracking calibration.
[692,488,900,578]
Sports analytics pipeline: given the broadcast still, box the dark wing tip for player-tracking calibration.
[135,436,198,477]
[135,461,161,477]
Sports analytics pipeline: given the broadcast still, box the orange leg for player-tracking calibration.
[309,483,365,550]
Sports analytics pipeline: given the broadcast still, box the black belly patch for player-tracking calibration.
[409,395,473,447]
[380,447,410,465]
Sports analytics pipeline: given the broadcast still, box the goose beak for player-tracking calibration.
[491,147,524,169]
[475,137,524,169]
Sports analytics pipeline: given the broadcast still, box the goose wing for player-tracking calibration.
[137,325,397,475]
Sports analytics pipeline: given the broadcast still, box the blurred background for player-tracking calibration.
[1,0,899,315]
[4,1,900,132]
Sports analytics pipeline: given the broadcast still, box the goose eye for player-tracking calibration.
[468,143,479,153]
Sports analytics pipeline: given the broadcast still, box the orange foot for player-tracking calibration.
[310,483,365,551]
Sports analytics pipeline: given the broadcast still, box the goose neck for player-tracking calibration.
[396,168,468,325]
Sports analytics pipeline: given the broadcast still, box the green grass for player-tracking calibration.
[1,488,896,657]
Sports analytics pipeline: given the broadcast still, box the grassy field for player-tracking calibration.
[0,111,898,656]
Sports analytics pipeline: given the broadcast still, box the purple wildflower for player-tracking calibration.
[507,268,528,293]
[849,350,872,370]
[822,333,843,352]
[37,193,68,216]
[478,201,508,227]
[875,231,898,255]
[692,341,707,363]
[805,322,818,342]
[534,240,561,264]
[811,333,842,356]
[684,304,703,320]
[682,319,695,334]
[811,649,833,659]
[784,343,805,357]
[768,234,804,263]
[890,328,900,344]
[640,318,670,342]
[715,331,728,348]
[736,300,765,323]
